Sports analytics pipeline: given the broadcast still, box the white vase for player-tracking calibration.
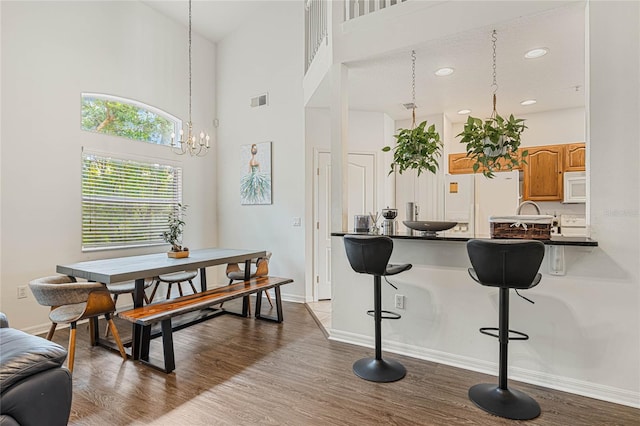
[483,136,507,156]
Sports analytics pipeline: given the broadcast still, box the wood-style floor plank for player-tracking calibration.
[44,300,638,426]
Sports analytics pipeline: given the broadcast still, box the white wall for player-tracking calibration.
[216,2,306,301]
[329,1,640,407]
[0,1,217,330]
[306,108,395,212]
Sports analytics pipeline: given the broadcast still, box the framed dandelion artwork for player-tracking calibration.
[240,141,272,205]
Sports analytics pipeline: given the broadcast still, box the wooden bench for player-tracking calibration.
[118,276,293,372]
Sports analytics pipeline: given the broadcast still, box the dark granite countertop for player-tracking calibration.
[331,232,598,247]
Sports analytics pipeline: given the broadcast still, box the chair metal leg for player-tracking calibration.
[353,275,406,383]
[46,322,57,340]
[188,279,197,293]
[149,280,161,302]
[469,288,540,420]
[177,283,184,297]
[68,322,77,373]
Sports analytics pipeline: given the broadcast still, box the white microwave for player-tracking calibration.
[563,171,586,203]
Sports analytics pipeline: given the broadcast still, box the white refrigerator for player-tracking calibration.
[444,171,520,238]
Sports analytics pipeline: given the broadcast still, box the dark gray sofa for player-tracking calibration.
[0,313,72,425]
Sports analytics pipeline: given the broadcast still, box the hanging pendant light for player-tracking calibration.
[457,29,528,178]
[171,0,210,157]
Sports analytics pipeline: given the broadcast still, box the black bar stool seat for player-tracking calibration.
[466,239,545,420]
[344,235,412,382]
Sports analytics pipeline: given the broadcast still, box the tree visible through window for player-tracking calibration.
[82,152,182,251]
[81,93,180,146]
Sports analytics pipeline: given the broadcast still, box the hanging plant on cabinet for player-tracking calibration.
[457,30,528,178]
[382,50,442,176]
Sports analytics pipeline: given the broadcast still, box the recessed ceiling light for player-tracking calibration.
[520,99,537,106]
[524,48,548,59]
[457,109,472,115]
[434,67,454,76]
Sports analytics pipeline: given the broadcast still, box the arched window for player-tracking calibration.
[81,93,180,146]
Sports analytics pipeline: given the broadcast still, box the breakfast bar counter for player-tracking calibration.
[330,232,598,246]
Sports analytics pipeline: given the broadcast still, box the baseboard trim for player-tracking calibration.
[329,329,640,409]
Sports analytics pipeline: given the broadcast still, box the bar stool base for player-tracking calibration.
[353,357,406,383]
[469,383,540,420]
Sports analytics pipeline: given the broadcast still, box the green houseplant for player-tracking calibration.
[457,113,528,178]
[458,29,528,178]
[382,120,443,176]
[162,203,189,257]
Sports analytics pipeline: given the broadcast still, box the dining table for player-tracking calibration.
[56,247,266,360]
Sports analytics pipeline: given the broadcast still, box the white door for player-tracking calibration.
[314,151,375,301]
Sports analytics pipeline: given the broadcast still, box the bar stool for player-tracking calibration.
[466,239,545,420]
[149,270,198,301]
[343,235,412,382]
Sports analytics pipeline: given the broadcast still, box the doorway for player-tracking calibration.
[313,150,376,305]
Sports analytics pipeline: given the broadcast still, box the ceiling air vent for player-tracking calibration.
[250,93,268,108]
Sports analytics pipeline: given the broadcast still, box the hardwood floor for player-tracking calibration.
[46,300,638,425]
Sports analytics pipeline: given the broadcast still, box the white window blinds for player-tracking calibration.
[82,152,182,251]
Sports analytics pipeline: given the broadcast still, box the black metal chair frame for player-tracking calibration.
[344,235,412,383]
[466,239,545,421]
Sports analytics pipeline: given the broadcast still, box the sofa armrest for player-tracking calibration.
[0,313,8,329]
[0,328,67,392]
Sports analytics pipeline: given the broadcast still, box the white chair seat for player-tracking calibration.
[157,271,198,283]
[106,280,152,295]
[49,302,87,323]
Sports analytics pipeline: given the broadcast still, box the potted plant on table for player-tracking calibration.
[162,203,190,258]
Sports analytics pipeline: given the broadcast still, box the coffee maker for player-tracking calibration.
[381,207,398,235]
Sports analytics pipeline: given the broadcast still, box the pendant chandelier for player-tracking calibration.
[171,0,210,157]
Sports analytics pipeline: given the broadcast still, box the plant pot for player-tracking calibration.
[167,250,189,259]
[482,136,507,157]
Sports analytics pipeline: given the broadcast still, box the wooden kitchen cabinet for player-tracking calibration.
[448,152,477,174]
[448,152,522,175]
[522,145,564,201]
[564,143,586,171]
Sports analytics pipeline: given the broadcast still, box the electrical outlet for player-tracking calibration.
[292,217,301,227]
[17,286,27,299]
[395,294,405,310]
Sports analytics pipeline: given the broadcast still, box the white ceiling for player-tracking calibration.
[311,2,586,123]
[144,1,586,124]
[142,0,271,43]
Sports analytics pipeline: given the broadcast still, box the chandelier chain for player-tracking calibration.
[170,0,210,156]
[188,0,192,124]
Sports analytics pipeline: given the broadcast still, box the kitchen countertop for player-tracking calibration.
[331,232,598,247]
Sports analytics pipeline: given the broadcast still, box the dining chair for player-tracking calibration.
[149,271,199,301]
[225,252,273,314]
[104,278,153,337]
[28,275,127,372]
